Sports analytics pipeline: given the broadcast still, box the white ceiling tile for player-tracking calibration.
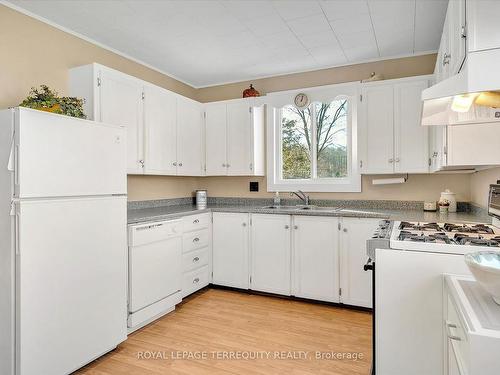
[344,44,379,61]
[7,0,445,87]
[377,29,414,56]
[287,14,332,36]
[414,0,448,51]
[298,32,340,49]
[261,31,302,50]
[241,14,289,37]
[337,30,377,50]
[272,0,323,20]
[329,13,373,36]
[320,0,370,20]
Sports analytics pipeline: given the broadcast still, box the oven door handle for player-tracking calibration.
[363,257,374,271]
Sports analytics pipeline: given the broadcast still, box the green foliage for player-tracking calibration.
[20,85,86,119]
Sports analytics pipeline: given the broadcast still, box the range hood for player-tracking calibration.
[421,48,500,126]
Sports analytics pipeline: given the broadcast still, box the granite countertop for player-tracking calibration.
[127,203,492,225]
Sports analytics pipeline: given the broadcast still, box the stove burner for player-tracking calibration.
[398,231,437,243]
[398,222,443,231]
[452,233,500,247]
[443,223,494,234]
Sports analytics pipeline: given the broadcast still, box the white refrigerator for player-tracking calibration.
[0,108,128,375]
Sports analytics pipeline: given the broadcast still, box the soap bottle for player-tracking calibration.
[273,192,281,207]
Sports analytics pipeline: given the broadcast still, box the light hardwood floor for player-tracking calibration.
[75,288,372,375]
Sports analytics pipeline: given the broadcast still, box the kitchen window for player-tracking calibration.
[267,84,361,192]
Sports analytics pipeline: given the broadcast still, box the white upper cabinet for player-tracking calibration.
[466,0,500,53]
[359,76,431,174]
[205,103,227,175]
[394,80,429,173]
[205,98,265,176]
[446,0,466,76]
[176,97,204,176]
[250,214,291,295]
[98,68,144,174]
[292,216,339,303]
[360,83,394,174]
[69,63,205,176]
[143,85,177,175]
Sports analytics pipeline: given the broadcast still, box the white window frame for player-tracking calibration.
[266,82,361,193]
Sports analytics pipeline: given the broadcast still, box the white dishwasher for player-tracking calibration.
[128,219,183,332]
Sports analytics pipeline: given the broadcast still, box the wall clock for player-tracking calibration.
[294,93,309,109]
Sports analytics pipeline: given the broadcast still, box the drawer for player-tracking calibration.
[128,219,182,247]
[446,294,470,375]
[182,247,209,273]
[183,213,210,232]
[182,266,209,298]
[182,228,209,253]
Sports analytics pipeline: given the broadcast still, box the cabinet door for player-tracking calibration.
[212,212,249,289]
[226,101,252,175]
[360,84,394,174]
[250,214,291,295]
[447,0,466,75]
[339,218,378,308]
[143,85,177,175]
[99,68,144,174]
[292,216,339,302]
[447,123,500,166]
[205,103,227,175]
[440,11,451,80]
[394,79,429,173]
[176,97,204,176]
[429,125,447,172]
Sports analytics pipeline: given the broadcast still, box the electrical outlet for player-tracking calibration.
[249,181,259,192]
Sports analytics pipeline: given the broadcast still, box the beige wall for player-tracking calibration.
[1,4,473,202]
[470,167,500,208]
[196,54,437,103]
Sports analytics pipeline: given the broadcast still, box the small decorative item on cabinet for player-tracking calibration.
[438,198,450,214]
[242,84,260,98]
[19,85,86,118]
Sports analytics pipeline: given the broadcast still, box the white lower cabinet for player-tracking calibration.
[250,214,291,295]
[339,217,378,308]
[212,212,250,289]
[292,216,340,303]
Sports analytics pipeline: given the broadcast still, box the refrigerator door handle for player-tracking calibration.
[7,138,15,171]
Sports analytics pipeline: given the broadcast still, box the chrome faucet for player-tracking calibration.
[290,190,310,206]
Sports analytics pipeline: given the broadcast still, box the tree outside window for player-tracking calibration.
[281,99,348,180]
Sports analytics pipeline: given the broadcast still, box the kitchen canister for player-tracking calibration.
[196,190,207,210]
[440,189,457,213]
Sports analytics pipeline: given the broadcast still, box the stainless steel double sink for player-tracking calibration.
[260,205,342,212]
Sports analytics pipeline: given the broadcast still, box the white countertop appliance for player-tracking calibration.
[0,108,128,375]
[371,184,500,375]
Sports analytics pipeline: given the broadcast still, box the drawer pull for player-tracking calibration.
[193,219,199,224]
[193,256,200,262]
[193,237,200,242]
[446,320,461,341]
[193,277,200,284]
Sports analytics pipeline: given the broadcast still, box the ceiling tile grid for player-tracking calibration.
[7,0,448,87]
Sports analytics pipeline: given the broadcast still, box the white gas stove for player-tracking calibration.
[390,220,500,255]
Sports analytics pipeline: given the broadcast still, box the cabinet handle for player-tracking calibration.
[446,320,461,341]
[284,225,290,229]
[193,219,199,224]
[461,25,466,39]
[179,162,183,167]
[432,152,438,157]
[193,256,200,262]
[343,228,347,232]
[193,237,200,242]
[294,225,298,230]
[443,53,451,66]
[394,158,400,163]
[193,277,200,284]
[222,163,226,167]
[388,158,394,163]
[242,223,247,227]
[139,160,144,167]
[226,164,230,168]
[173,162,177,166]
